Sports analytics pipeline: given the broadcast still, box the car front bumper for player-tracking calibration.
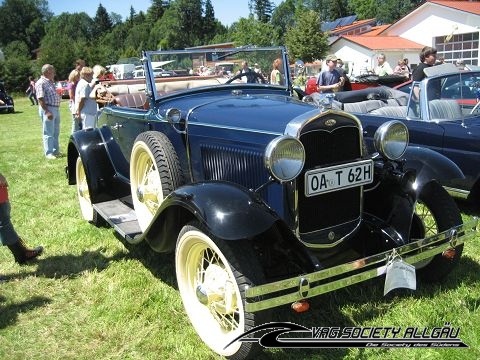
[245,218,478,313]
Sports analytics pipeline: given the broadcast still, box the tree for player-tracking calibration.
[149,5,184,49]
[249,0,275,23]
[2,40,39,91]
[110,12,123,26]
[44,12,94,41]
[93,3,113,35]
[347,0,420,23]
[375,0,417,24]
[147,0,170,23]
[271,0,298,44]
[230,16,278,47]
[203,0,216,43]
[0,0,51,56]
[39,13,95,78]
[284,10,328,63]
[346,0,377,20]
[305,0,349,21]
[176,0,203,46]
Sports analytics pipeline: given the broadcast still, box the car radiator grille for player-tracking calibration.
[201,145,268,191]
[297,119,362,246]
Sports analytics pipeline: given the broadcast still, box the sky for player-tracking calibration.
[48,0,284,26]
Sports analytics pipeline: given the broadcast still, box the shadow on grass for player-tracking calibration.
[1,249,129,280]
[114,234,177,289]
[35,249,129,279]
[0,295,52,329]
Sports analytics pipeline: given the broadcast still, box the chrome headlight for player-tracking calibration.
[265,136,305,182]
[374,120,409,160]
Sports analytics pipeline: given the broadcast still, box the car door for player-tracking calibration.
[101,107,150,179]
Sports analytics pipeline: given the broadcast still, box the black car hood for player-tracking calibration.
[184,93,319,134]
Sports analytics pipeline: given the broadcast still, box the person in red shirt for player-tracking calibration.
[0,173,43,264]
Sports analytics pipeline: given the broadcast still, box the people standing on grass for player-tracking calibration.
[75,66,97,129]
[26,76,38,106]
[0,173,43,265]
[35,64,61,160]
[68,69,81,133]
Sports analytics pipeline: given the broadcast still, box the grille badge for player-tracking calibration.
[328,231,335,240]
[325,119,336,127]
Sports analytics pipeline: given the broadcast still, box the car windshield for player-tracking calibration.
[143,47,290,99]
[408,71,480,120]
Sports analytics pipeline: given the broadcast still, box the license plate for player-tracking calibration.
[305,160,373,197]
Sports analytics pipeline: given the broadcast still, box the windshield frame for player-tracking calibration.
[142,46,291,102]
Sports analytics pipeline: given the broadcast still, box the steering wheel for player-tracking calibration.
[470,100,480,114]
[225,71,266,84]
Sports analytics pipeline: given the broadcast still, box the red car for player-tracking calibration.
[305,74,407,94]
[55,80,69,99]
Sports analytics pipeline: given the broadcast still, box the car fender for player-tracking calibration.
[403,146,464,196]
[144,181,280,253]
[67,127,129,203]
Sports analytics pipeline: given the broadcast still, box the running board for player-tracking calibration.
[93,199,142,242]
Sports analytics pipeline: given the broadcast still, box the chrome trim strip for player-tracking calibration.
[444,186,470,200]
[188,122,281,136]
[245,218,478,312]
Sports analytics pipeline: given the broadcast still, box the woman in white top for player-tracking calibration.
[75,67,97,129]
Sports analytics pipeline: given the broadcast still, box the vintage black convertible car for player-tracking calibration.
[0,81,14,113]
[66,47,477,359]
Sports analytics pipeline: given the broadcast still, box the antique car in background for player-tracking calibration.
[327,63,480,206]
[0,81,14,113]
[66,47,477,359]
[55,80,69,99]
[305,71,407,95]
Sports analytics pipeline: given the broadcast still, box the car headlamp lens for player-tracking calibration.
[373,120,409,160]
[265,136,305,182]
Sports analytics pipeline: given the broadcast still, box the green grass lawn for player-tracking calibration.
[0,97,479,360]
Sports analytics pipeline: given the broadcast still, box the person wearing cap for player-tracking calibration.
[316,54,345,93]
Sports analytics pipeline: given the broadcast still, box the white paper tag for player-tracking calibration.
[384,257,416,296]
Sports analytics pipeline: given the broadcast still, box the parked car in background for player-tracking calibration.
[305,73,407,95]
[327,63,480,206]
[55,80,69,99]
[0,81,14,113]
[66,47,477,359]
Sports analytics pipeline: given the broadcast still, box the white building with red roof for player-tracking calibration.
[329,0,479,76]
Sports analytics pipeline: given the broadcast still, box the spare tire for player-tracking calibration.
[130,131,184,232]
